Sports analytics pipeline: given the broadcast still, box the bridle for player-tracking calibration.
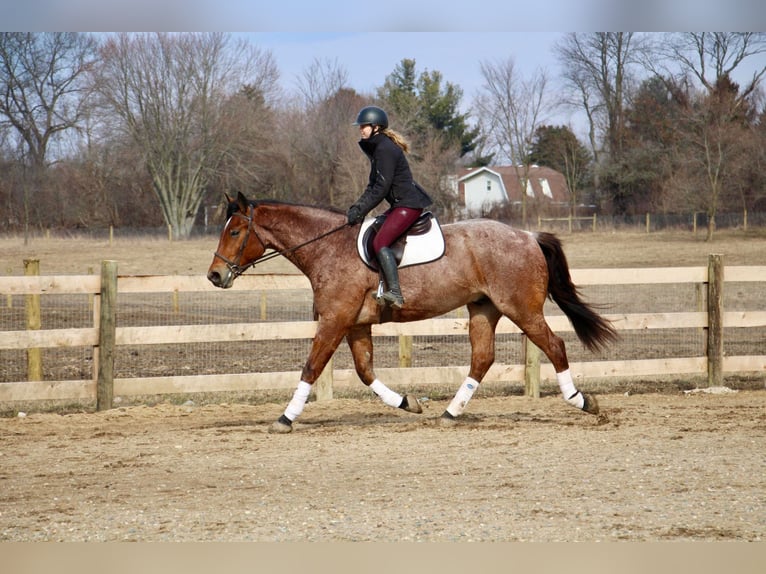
[212,204,350,279]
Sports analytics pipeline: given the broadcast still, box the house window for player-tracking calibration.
[486,180,492,191]
[526,178,535,197]
[540,178,553,198]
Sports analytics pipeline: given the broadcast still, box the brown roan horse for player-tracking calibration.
[207,192,618,433]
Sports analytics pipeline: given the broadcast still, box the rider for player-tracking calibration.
[347,105,432,309]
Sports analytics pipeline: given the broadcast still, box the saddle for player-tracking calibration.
[357,211,445,271]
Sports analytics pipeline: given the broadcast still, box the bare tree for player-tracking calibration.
[653,33,766,239]
[0,33,98,241]
[675,77,754,240]
[0,32,98,168]
[296,57,349,108]
[475,57,551,227]
[659,33,766,107]
[93,32,279,238]
[555,33,646,165]
[289,58,366,207]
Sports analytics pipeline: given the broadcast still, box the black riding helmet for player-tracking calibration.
[353,106,389,128]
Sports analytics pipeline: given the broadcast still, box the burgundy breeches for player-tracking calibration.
[372,207,424,254]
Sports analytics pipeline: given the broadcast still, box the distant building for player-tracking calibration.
[451,165,571,217]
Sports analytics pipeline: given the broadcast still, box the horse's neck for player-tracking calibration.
[261,205,342,276]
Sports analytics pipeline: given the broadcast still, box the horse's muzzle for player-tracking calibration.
[207,269,233,289]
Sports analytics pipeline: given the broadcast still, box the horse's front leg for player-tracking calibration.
[270,317,350,434]
[346,324,422,414]
[440,300,501,425]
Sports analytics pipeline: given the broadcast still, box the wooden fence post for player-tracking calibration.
[695,282,704,338]
[523,335,541,398]
[399,334,413,368]
[24,259,42,381]
[5,267,12,308]
[87,266,95,312]
[97,260,118,411]
[707,254,724,388]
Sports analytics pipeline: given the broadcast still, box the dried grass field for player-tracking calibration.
[1,227,765,542]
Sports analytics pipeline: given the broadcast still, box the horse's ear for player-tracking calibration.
[224,192,233,203]
[236,191,249,213]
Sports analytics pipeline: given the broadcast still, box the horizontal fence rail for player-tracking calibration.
[1,258,765,408]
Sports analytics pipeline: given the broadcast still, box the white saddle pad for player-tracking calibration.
[356,214,446,269]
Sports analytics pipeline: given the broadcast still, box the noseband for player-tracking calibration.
[213,204,351,278]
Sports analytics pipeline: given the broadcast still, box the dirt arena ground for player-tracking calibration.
[0,390,764,542]
[1,228,765,542]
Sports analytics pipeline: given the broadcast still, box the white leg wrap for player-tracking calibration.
[446,377,479,417]
[556,369,585,409]
[283,381,312,422]
[370,379,403,408]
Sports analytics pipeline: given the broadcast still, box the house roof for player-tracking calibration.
[457,165,570,203]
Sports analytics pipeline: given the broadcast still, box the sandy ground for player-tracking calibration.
[1,389,764,542]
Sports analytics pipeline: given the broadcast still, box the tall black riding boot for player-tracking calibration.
[376,247,404,309]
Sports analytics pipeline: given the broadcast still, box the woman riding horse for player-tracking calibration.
[346,106,432,309]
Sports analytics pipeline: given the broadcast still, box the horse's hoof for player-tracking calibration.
[582,393,600,415]
[402,394,423,414]
[437,411,458,427]
[269,419,293,434]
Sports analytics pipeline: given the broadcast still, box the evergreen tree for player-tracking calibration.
[377,58,478,157]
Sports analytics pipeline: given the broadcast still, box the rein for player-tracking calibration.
[214,206,350,278]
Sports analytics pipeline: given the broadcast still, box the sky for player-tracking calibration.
[251,31,566,106]
[6,2,766,137]
[250,31,766,139]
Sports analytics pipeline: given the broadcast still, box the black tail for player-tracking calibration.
[535,232,618,353]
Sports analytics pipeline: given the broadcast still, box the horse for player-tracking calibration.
[207,192,618,433]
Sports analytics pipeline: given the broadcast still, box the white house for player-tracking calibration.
[455,165,570,216]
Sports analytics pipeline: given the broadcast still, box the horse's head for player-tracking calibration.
[207,192,267,288]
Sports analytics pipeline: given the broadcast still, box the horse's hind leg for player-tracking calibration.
[518,313,599,415]
[346,324,422,414]
[439,300,502,424]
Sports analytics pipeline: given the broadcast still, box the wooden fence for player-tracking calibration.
[538,214,597,232]
[1,256,764,409]
[537,210,756,234]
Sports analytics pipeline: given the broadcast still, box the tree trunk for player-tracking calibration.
[706,212,716,242]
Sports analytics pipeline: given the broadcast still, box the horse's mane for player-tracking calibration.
[226,196,345,219]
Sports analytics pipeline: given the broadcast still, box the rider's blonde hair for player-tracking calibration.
[380,127,410,153]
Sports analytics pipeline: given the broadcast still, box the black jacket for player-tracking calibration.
[351,132,432,217]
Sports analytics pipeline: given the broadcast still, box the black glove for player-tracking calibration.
[347,204,364,225]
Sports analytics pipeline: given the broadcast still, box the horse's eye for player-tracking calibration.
[230,229,240,238]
